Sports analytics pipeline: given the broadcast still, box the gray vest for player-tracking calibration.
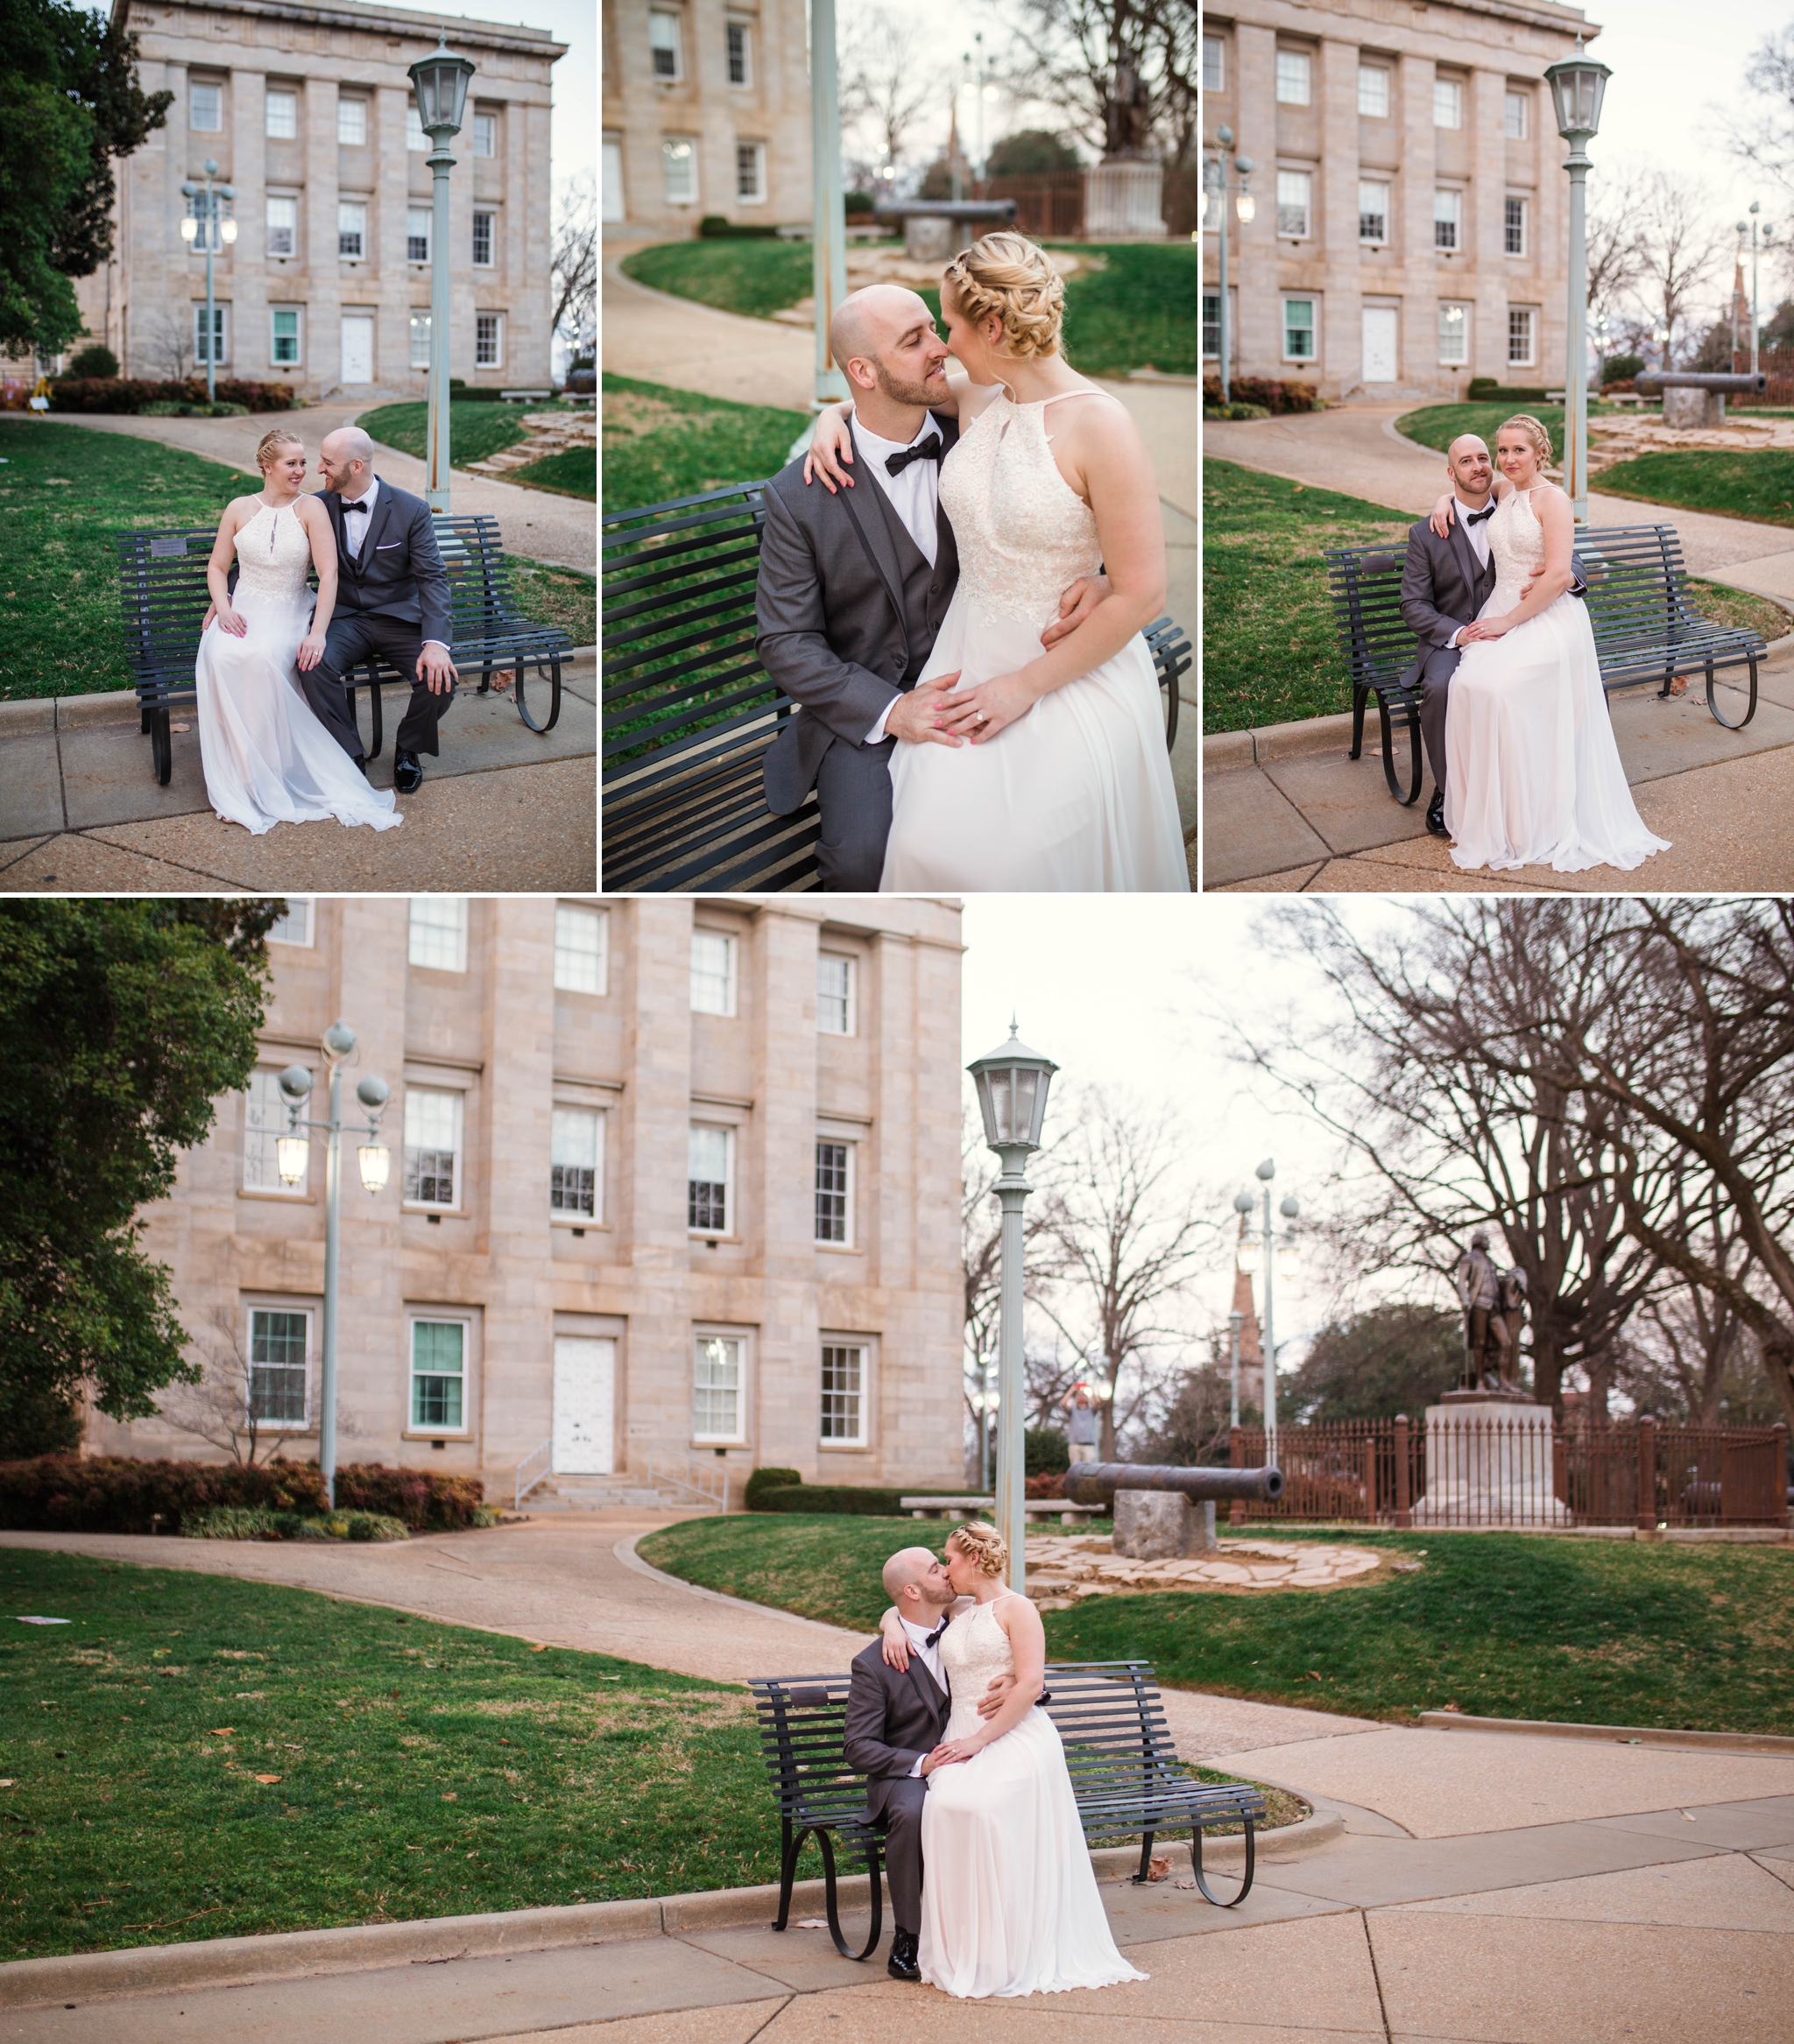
[862,469,957,686]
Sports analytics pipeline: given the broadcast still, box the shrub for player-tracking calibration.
[696,214,781,239]
[1026,1470,1066,1498]
[1601,353,1644,384]
[1601,378,1638,396]
[1466,379,1557,403]
[752,1484,907,1516]
[48,377,297,415]
[1201,375,1318,416]
[1024,1426,1070,1477]
[745,1465,802,1511]
[140,399,250,418]
[0,1455,329,1534]
[69,345,119,379]
[334,1463,484,1531]
[184,1505,408,1542]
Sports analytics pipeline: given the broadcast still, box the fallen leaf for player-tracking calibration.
[531,1645,547,1653]
[441,1792,457,1801]
[254,1774,282,1785]
[1308,1670,1323,1681]
[209,1727,234,1736]
[0,1780,15,1788]
[1147,1855,1171,1882]
[794,1917,831,1929]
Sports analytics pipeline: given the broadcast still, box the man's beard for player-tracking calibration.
[875,358,945,409]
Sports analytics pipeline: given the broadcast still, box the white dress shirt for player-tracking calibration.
[854,411,943,746]
[1448,491,1496,648]
[901,1610,949,1777]
[336,473,448,652]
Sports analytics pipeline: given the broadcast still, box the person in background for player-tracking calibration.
[1062,1384,1100,1464]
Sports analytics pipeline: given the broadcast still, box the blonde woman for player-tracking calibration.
[1426,415,1667,872]
[194,427,400,835]
[802,232,1187,892]
[873,1524,1148,2000]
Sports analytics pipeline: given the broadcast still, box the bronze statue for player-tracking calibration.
[1453,1230,1523,1392]
[1104,53,1153,159]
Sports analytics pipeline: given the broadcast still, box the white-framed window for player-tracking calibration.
[410,1317,467,1430]
[404,1089,463,1209]
[1504,196,1527,257]
[692,1332,745,1443]
[249,1307,310,1424]
[550,1108,603,1221]
[726,18,752,86]
[472,211,495,266]
[409,897,467,971]
[265,88,297,139]
[472,111,497,157]
[1276,170,1310,240]
[1358,66,1389,118]
[815,1139,853,1244]
[1508,307,1537,366]
[554,905,608,994]
[406,103,428,152]
[191,81,222,131]
[691,928,737,1014]
[270,308,300,365]
[337,97,367,147]
[338,201,367,260]
[194,305,228,366]
[267,899,312,945]
[1438,301,1470,364]
[816,953,855,1034]
[820,1341,866,1445]
[1434,187,1460,252]
[1434,78,1463,130]
[266,195,297,258]
[1283,297,1317,362]
[603,131,625,221]
[650,9,683,81]
[736,141,766,203]
[1275,49,1310,105]
[406,208,430,263]
[1505,90,1529,140]
[1202,35,1224,93]
[409,312,431,369]
[689,1123,734,1235]
[1359,180,1389,244]
[475,312,503,368]
[244,1067,307,1194]
[663,136,697,205]
[1203,290,1220,360]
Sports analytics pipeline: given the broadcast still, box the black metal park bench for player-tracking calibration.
[604,482,1195,892]
[747,1660,1268,1962]
[116,514,570,785]
[1324,523,1768,805]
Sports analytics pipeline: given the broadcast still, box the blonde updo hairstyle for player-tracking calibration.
[256,426,305,473]
[946,1520,1009,1579]
[1499,413,1553,466]
[941,231,1065,361]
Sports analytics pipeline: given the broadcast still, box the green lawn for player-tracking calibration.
[1591,449,1794,530]
[358,400,532,470]
[1203,458,1790,733]
[622,237,817,320]
[506,446,597,500]
[638,1514,1794,1736]
[602,371,809,515]
[0,1548,796,1962]
[503,557,597,644]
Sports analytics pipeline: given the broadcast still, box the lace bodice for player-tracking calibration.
[940,1598,1018,1742]
[232,501,314,602]
[940,393,1102,630]
[1488,487,1547,589]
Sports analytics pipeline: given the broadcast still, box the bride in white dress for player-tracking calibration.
[1431,414,1668,874]
[195,428,401,835]
[808,233,1188,892]
[879,1522,1148,2000]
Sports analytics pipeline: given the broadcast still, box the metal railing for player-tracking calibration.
[645,1451,733,1514]
[514,1436,552,1512]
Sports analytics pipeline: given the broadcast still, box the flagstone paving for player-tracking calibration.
[1027,1535,1386,1607]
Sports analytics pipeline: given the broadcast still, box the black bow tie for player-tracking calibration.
[887,434,943,476]
[343,497,371,514]
[1464,503,1497,526]
[922,1620,948,1649]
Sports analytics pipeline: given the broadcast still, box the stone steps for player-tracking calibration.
[520,1477,715,1512]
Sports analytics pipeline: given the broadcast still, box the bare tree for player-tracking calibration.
[1632,171,1726,364]
[961,1102,1068,1461]
[841,8,948,182]
[1003,0,1186,162]
[1727,25,1794,204]
[139,304,193,382]
[158,1308,293,1467]
[1584,165,1647,342]
[550,171,597,360]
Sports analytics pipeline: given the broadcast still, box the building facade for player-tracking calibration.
[88,896,967,1498]
[601,0,811,237]
[1202,1,1600,401]
[74,0,566,398]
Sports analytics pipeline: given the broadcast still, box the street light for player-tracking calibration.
[969,1356,998,1495]
[1233,1161,1299,1457]
[408,33,477,512]
[180,159,236,405]
[967,1020,1057,1598]
[1227,1309,1245,1429]
[1744,202,1771,379]
[1200,126,1254,405]
[809,0,849,407]
[1543,35,1612,526]
[277,1023,390,1509]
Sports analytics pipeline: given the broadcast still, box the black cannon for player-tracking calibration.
[1634,370,1769,427]
[1063,1463,1285,1508]
[872,197,1018,262]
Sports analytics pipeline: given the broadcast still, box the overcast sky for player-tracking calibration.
[496,0,594,198]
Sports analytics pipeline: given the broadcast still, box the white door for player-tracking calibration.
[602,137,625,223]
[553,1336,615,1475]
[1362,307,1399,384]
[340,314,374,385]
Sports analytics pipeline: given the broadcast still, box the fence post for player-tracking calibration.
[1635,1415,1658,1534]
[1394,1413,1411,1530]
[1776,1422,1790,1530]
[1229,1424,1245,1526]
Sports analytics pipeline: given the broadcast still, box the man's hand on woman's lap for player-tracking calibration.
[885,674,963,745]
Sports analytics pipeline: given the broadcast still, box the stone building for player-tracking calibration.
[74,0,566,399]
[601,0,811,237]
[1201,1,1600,401]
[87,896,967,1502]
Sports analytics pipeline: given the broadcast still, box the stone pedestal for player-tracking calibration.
[1113,1490,1217,1558]
[1663,387,1725,428]
[904,215,957,263]
[1082,160,1166,241]
[1413,1399,1567,1526]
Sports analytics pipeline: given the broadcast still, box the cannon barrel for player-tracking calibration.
[1063,1461,1285,1507]
[872,199,1018,226]
[1635,371,1768,395]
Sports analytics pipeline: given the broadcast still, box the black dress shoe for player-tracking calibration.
[392,750,423,793]
[1425,792,1449,838]
[887,1928,921,1981]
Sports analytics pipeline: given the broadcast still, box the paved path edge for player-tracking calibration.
[610,1529,880,1639]
[1415,1710,1794,1754]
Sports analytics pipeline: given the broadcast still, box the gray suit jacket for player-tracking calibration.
[842,1637,950,1823]
[1398,509,1589,689]
[755,412,961,815]
[323,481,453,645]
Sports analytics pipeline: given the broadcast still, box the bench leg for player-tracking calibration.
[1706,655,1758,731]
[513,655,564,735]
[771,1822,802,1932]
[1376,694,1423,805]
[816,1827,885,1963]
[1189,1818,1255,1908]
[149,706,172,786]
[1349,685,1367,762]
[1131,1830,1158,1885]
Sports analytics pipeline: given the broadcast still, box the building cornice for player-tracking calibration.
[117,0,569,62]
[1204,1,1600,41]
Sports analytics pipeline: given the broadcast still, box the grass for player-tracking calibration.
[504,557,597,644]
[0,1547,803,1962]
[1202,458,1790,733]
[602,371,809,515]
[1590,449,1794,530]
[637,1514,1794,1736]
[506,447,597,500]
[358,401,530,470]
[622,237,817,320]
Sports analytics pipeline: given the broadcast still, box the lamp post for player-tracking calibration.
[1232,1161,1298,1458]
[277,1021,391,1510]
[1227,1310,1244,1429]
[967,1022,1057,1598]
[1200,125,1254,405]
[809,0,849,407]
[1543,37,1612,527]
[408,35,477,513]
[1748,202,1766,378]
[180,159,237,404]
[971,1354,998,1495]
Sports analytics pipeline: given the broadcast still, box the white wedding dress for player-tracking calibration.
[918,1598,1148,1999]
[194,501,402,835]
[879,391,1189,892]
[1444,486,1668,873]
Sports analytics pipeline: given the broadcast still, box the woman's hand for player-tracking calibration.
[803,407,856,493]
[1429,492,1458,539]
[296,631,327,672]
[922,1735,985,1773]
[1458,616,1512,644]
[934,670,1039,743]
[215,604,249,638]
[879,1611,911,1672]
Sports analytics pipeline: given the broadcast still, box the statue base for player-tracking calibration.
[904,215,957,263]
[1113,1490,1217,1559]
[1412,1399,1567,1526]
[1439,1385,1536,1405]
[1663,387,1724,428]
[1082,160,1167,240]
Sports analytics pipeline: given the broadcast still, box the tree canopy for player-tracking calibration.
[987,129,1083,176]
[1287,1304,1465,1424]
